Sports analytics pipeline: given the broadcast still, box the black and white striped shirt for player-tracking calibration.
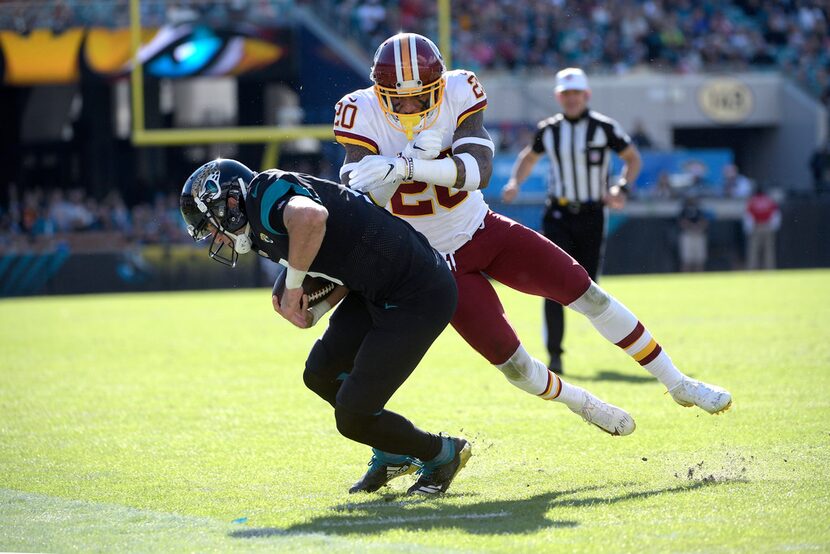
[532,109,631,203]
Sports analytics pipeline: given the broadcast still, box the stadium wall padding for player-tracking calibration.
[1,199,827,297]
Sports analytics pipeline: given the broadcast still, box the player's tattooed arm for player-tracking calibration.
[451,110,494,190]
[341,144,375,188]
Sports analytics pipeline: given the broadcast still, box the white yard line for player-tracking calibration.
[0,488,483,553]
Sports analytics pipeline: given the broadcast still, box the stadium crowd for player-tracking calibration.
[0,0,293,31]
[318,0,830,104]
[0,157,758,254]
[2,0,827,104]
[0,185,187,254]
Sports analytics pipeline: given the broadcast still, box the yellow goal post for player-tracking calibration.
[128,0,452,169]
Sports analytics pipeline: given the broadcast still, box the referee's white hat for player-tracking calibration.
[555,68,590,92]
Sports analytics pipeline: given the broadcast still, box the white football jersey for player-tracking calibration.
[335,69,490,254]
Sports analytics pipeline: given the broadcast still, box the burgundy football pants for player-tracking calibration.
[449,211,591,365]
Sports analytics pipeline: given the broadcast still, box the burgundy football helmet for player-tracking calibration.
[370,33,446,138]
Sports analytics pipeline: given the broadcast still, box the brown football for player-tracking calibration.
[271,267,336,307]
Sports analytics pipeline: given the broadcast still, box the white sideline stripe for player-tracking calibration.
[0,487,233,551]
[0,488,352,550]
[1,488,498,551]
[0,487,222,526]
[320,511,509,527]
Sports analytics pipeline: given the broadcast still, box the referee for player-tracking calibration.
[502,68,642,373]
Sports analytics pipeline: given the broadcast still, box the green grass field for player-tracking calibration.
[1,270,829,553]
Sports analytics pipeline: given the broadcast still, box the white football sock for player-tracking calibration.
[494,344,586,410]
[568,283,684,389]
[546,377,585,410]
[495,344,550,395]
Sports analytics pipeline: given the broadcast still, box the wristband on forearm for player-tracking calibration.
[410,157,457,187]
[285,265,307,289]
[616,178,630,195]
[308,299,333,326]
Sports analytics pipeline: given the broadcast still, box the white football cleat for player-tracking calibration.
[669,377,732,414]
[570,390,636,436]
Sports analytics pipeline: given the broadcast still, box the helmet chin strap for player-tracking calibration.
[232,178,252,253]
[237,177,249,198]
[233,223,252,254]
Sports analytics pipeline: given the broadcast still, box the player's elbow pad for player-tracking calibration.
[454,153,482,191]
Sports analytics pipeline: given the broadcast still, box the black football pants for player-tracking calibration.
[303,269,457,462]
[542,205,606,359]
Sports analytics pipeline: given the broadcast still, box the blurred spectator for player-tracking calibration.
[744,185,781,270]
[677,196,709,272]
[166,2,200,25]
[654,170,675,199]
[722,163,754,198]
[101,191,132,233]
[809,140,830,195]
[3,0,829,103]
[0,0,292,31]
[354,0,387,49]
[23,189,55,239]
[48,189,94,232]
[630,119,654,149]
[301,0,830,105]
[0,185,189,254]
[674,159,710,195]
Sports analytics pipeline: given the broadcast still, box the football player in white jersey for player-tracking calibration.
[335,33,732,493]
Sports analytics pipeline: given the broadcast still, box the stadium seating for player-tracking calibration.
[306,0,830,105]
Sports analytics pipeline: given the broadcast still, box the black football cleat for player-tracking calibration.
[549,354,564,375]
[349,450,419,494]
[406,437,471,496]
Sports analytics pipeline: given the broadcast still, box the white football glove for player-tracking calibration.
[348,155,412,193]
[403,129,444,160]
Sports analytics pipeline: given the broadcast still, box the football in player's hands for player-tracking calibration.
[272,266,336,307]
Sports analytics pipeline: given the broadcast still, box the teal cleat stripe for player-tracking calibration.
[371,448,410,464]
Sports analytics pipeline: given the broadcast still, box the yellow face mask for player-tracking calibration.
[374,78,445,140]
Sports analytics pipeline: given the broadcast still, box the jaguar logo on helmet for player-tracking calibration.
[371,33,446,139]
[191,162,222,201]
